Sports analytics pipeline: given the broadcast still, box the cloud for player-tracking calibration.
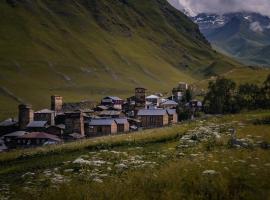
[168,0,270,17]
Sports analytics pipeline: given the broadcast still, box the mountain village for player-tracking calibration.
[0,82,202,152]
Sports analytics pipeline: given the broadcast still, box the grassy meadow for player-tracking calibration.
[0,110,269,200]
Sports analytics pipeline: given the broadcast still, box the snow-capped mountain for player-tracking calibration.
[192,12,270,66]
[193,12,270,33]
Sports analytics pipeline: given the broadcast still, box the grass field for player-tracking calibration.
[0,110,269,200]
[195,67,270,89]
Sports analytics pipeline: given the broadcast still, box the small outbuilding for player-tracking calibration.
[137,109,169,128]
[114,118,129,133]
[166,109,178,124]
[86,119,117,137]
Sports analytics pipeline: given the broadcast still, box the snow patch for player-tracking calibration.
[250,21,263,32]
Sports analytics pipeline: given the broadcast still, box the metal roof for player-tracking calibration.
[2,131,27,138]
[27,121,48,128]
[137,109,168,116]
[88,119,116,126]
[114,118,129,124]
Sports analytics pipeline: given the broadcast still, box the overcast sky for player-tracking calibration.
[168,0,270,17]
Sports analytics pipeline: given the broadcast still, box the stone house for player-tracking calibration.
[0,119,18,136]
[101,96,124,110]
[137,109,169,128]
[46,124,65,137]
[146,95,160,107]
[15,132,61,147]
[2,131,28,149]
[34,109,56,125]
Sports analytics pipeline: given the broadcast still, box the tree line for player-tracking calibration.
[203,74,270,114]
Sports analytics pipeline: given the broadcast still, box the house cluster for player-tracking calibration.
[0,82,202,151]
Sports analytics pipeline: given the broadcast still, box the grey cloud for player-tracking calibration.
[168,0,270,16]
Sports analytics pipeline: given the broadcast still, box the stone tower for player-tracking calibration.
[64,112,85,136]
[135,87,146,110]
[172,82,189,102]
[51,95,63,113]
[18,104,34,130]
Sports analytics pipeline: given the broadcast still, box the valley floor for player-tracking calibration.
[0,110,270,200]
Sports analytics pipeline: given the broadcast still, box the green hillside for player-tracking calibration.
[0,0,239,119]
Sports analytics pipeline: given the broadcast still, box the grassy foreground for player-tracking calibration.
[0,110,270,200]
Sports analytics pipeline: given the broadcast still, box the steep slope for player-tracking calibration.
[0,0,239,119]
[193,12,270,66]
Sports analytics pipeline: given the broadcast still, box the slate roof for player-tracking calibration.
[69,133,85,139]
[146,95,159,99]
[2,131,27,138]
[19,132,61,141]
[27,121,48,128]
[114,118,129,124]
[166,109,177,115]
[137,109,167,116]
[0,119,18,127]
[103,96,123,101]
[88,119,116,126]
[99,110,122,116]
[161,100,178,105]
[47,124,65,129]
[97,105,109,110]
[35,109,55,114]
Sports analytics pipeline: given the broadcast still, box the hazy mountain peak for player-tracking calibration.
[250,21,264,33]
[192,11,270,66]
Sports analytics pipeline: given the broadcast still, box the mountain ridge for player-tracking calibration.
[193,12,270,66]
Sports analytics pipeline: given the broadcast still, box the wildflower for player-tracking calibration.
[93,178,103,183]
[249,164,257,168]
[264,163,270,167]
[115,163,128,170]
[202,170,218,176]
